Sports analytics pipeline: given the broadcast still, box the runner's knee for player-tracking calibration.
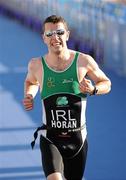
[47,172,63,180]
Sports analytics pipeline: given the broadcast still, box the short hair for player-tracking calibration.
[42,15,69,33]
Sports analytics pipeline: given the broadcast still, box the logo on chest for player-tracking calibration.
[62,78,73,84]
[56,96,68,106]
[47,77,55,88]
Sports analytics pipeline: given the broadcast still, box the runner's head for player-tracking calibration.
[42,15,69,33]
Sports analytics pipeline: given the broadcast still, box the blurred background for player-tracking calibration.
[0,0,126,179]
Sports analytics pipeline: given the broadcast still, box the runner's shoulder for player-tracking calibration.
[28,57,42,71]
[79,52,93,60]
[76,51,94,67]
[78,52,99,72]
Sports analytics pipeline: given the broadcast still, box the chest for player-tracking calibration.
[36,61,87,91]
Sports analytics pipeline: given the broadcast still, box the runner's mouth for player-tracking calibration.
[52,42,62,47]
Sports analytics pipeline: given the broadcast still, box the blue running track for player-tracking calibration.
[0,15,126,180]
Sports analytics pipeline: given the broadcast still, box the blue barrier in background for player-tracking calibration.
[0,0,126,75]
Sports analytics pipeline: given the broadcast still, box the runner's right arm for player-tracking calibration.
[23,59,39,110]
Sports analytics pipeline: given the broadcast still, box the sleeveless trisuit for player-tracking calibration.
[32,52,88,179]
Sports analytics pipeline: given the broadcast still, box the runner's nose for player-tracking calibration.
[51,32,60,38]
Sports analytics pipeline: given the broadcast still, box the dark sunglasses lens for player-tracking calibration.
[57,30,65,35]
[46,32,53,37]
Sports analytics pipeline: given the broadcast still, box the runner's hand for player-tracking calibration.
[79,77,94,95]
[23,94,34,111]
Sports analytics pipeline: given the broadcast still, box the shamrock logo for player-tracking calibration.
[56,96,68,106]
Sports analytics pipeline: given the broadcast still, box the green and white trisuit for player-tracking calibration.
[32,52,88,179]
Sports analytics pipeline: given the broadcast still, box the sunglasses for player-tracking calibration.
[44,29,65,37]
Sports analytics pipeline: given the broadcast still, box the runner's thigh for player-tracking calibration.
[63,139,88,180]
[40,136,64,178]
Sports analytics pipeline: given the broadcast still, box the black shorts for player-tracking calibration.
[39,135,88,180]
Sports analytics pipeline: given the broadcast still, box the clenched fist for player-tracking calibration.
[79,78,95,95]
[22,94,34,111]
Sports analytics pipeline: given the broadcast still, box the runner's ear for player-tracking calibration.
[66,31,70,41]
[42,34,46,43]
